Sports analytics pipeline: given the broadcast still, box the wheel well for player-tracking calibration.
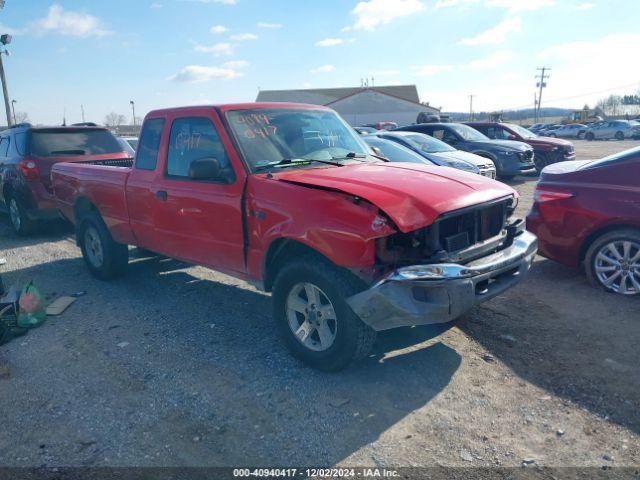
[263,239,331,292]
[579,224,640,263]
[74,197,97,219]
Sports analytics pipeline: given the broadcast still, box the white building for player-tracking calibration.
[256,85,439,126]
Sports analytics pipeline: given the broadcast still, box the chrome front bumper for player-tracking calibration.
[347,231,538,331]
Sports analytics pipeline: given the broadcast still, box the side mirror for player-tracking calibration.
[189,157,230,182]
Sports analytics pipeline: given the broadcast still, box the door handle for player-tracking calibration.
[179,207,202,215]
[155,190,168,201]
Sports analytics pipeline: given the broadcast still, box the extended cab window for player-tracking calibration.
[167,117,230,179]
[15,132,27,155]
[0,137,8,156]
[136,118,165,170]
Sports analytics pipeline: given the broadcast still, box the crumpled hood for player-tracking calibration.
[273,163,515,232]
[472,139,532,151]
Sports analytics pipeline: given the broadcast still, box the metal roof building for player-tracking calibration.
[256,85,439,127]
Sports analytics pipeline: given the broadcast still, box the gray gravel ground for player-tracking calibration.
[0,140,638,469]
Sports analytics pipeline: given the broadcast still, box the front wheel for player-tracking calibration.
[272,256,376,371]
[615,131,624,140]
[585,229,640,296]
[7,195,35,236]
[585,132,595,141]
[534,152,552,173]
[78,212,129,280]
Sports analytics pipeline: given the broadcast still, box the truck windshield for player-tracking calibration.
[29,129,124,157]
[226,108,370,171]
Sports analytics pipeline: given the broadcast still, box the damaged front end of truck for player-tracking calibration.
[347,195,537,331]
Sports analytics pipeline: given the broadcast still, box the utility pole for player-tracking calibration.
[10,98,16,124]
[81,104,85,123]
[535,67,551,122]
[533,92,538,123]
[130,100,136,127]
[469,94,475,121]
[0,34,12,127]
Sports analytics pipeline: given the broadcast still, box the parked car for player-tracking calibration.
[116,137,136,157]
[362,135,435,164]
[364,121,398,131]
[52,103,536,371]
[527,146,640,295]
[0,123,131,235]
[538,124,562,135]
[354,126,380,136]
[376,131,496,178]
[120,136,139,150]
[544,124,587,139]
[394,123,535,179]
[584,120,640,141]
[465,122,575,172]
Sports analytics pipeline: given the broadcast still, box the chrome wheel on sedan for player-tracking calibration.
[594,240,640,295]
[286,282,337,351]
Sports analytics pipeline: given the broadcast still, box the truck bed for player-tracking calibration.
[52,159,136,244]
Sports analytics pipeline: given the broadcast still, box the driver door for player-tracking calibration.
[151,112,246,276]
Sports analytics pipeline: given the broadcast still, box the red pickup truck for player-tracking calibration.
[52,103,537,371]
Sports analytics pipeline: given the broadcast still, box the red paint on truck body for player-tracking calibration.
[53,103,519,286]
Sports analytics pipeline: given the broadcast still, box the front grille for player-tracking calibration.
[437,199,508,254]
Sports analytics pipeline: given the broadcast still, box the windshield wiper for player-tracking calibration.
[255,157,345,171]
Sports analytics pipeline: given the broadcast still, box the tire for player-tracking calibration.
[7,195,35,236]
[272,255,376,371]
[615,131,624,140]
[534,152,552,173]
[499,174,515,181]
[585,132,595,141]
[78,211,128,280]
[584,229,640,296]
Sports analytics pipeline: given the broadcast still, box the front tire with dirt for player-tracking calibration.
[7,195,36,236]
[78,212,129,280]
[272,256,376,371]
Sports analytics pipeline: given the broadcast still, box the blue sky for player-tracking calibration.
[1,0,639,124]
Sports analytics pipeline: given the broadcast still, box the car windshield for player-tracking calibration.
[364,137,429,163]
[226,108,370,171]
[402,134,456,153]
[29,129,124,157]
[507,124,537,139]
[447,124,489,141]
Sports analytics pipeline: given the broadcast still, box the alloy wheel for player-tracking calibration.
[9,199,21,232]
[595,240,640,295]
[84,226,104,268]
[286,282,338,351]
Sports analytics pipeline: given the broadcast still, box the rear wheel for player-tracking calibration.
[78,212,128,280]
[534,152,552,173]
[585,132,595,141]
[272,256,376,371]
[585,229,640,296]
[615,131,624,140]
[7,195,35,236]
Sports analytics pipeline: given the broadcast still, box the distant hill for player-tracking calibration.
[444,107,574,122]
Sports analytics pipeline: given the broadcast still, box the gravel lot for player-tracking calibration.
[0,139,638,469]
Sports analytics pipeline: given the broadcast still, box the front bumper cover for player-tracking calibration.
[347,230,538,331]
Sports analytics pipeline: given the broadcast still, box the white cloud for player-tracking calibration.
[315,38,354,47]
[194,42,234,56]
[411,64,454,76]
[436,0,554,10]
[222,60,249,69]
[311,65,335,74]
[210,25,228,34]
[350,0,425,31]
[32,4,111,37]
[458,17,521,45]
[150,3,163,8]
[466,50,513,68]
[576,2,595,9]
[230,33,258,41]
[257,22,283,29]
[168,65,242,83]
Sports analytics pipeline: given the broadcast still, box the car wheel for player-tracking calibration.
[7,195,35,236]
[585,229,640,296]
[614,131,624,140]
[534,152,551,173]
[272,255,376,371]
[78,212,129,280]
[585,132,595,141]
